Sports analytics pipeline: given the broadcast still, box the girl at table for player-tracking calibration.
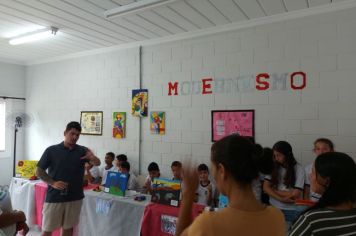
[289,152,356,235]
[176,135,285,236]
[263,141,305,225]
[304,138,334,201]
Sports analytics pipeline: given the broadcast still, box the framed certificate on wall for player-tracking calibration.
[80,111,103,135]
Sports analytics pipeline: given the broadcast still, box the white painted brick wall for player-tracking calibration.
[24,7,356,177]
[338,53,356,70]
[301,120,338,135]
[301,88,338,103]
[0,62,26,185]
[285,104,318,119]
[152,142,172,154]
[338,120,356,136]
[171,143,192,155]
[215,37,241,54]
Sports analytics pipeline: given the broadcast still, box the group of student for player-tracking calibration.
[84,153,139,191]
[87,152,218,207]
[174,135,356,236]
[39,123,355,236]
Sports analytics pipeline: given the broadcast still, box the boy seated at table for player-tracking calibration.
[195,164,217,207]
[114,154,128,170]
[143,162,161,194]
[171,161,182,181]
[85,162,101,184]
[120,161,139,191]
[100,152,116,186]
[0,186,29,236]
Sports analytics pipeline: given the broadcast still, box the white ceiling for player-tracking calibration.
[0,0,349,64]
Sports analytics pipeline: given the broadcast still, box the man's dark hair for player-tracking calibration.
[148,162,160,172]
[198,163,209,173]
[65,121,82,132]
[120,161,130,171]
[106,152,115,159]
[116,154,127,162]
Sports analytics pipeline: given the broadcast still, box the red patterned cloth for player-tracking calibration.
[141,203,205,236]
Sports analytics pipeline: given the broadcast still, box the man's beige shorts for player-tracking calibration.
[42,200,83,232]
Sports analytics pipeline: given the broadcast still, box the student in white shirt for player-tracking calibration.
[114,154,128,172]
[0,186,29,236]
[195,164,217,207]
[100,152,116,186]
[251,146,274,202]
[263,141,305,224]
[304,138,334,201]
[120,161,139,191]
[171,161,182,181]
[85,162,101,184]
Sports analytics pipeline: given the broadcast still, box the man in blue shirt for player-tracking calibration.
[36,121,100,236]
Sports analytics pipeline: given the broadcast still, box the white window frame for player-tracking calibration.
[0,100,5,151]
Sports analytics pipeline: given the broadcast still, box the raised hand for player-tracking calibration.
[181,161,199,199]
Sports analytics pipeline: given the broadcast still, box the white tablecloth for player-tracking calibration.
[78,191,150,236]
[8,177,41,227]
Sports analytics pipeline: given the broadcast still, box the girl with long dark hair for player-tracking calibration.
[289,152,356,235]
[263,141,305,223]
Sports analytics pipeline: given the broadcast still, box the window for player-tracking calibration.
[0,101,5,151]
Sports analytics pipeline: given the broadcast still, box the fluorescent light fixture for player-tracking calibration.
[104,0,179,18]
[9,27,58,45]
[3,25,46,38]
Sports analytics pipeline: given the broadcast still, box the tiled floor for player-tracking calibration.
[26,230,42,236]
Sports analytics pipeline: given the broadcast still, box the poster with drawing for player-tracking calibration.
[113,112,126,139]
[150,111,165,135]
[131,89,148,117]
[211,110,254,142]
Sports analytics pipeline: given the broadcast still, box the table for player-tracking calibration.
[8,177,41,227]
[141,203,205,236]
[34,182,149,236]
[78,190,150,236]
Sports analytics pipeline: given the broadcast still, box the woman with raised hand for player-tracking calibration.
[176,135,285,236]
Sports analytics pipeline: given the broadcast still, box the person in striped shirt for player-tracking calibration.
[289,152,356,235]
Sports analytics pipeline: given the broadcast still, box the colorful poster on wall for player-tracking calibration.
[150,111,165,135]
[113,112,126,139]
[211,110,254,142]
[131,89,148,117]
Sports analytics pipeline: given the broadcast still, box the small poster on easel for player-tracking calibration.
[16,160,38,178]
[151,178,181,207]
[104,171,128,196]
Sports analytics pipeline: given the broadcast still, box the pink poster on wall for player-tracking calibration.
[212,110,254,142]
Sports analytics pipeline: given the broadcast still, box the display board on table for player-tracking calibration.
[15,160,38,178]
[151,178,181,207]
[104,171,128,196]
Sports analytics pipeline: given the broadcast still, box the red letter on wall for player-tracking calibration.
[168,82,179,96]
[256,73,270,90]
[202,78,213,94]
[290,72,306,90]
